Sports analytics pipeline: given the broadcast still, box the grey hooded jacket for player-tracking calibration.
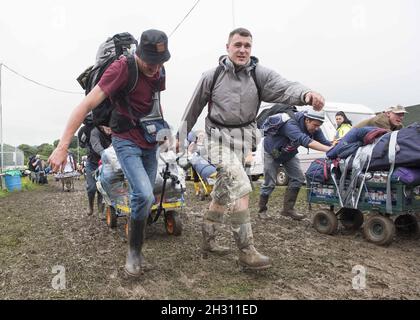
[180,55,312,152]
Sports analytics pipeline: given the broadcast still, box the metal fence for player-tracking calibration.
[0,149,25,170]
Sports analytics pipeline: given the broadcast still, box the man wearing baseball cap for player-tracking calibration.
[355,104,407,131]
[259,109,332,220]
[49,29,171,278]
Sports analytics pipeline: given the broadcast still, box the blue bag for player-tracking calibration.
[305,158,330,183]
[140,119,170,144]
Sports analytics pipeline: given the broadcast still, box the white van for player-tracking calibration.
[248,102,376,185]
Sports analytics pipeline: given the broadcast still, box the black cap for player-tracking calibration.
[136,29,170,64]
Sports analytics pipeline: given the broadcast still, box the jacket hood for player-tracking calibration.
[218,55,259,73]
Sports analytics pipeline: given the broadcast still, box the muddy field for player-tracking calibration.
[1,177,419,300]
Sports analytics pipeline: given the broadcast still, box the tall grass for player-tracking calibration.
[0,176,38,197]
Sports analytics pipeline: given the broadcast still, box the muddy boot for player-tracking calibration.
[139,253,153,272]
[231,210,271,270]
[281,187,305,220]
[258,195,271,220]
[97,192,104,215]
[87,193,95,216]
[125,218,147,277]
[201,211,230,257]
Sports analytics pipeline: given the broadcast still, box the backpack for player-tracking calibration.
[207,65,262,128]
[256,103,297,129]
[76,32,139,127]
[76,112,95,149]
[77,115,112,151]
[305,158,331,183]
[77,126,93,149]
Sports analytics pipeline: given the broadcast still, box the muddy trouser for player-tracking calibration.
[85,160,99,197]
[260,152,305,197]
[202,142,252,253]
[207,142,252,206]
[112,136,158,221]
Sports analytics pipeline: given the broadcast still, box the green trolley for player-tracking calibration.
[307,179,420,245]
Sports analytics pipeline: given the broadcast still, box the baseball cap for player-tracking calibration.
[136,29,171,65]
[385,104,408,114]
[304,109,325,122]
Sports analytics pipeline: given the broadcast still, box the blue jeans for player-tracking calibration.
[112,136,158,221]
[85,160,99,196]
[260,152,305,197]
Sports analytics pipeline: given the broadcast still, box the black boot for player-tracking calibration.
[258,195,271,219]
[281,187,305,220]
[97,192,104,215]
[87,193,95,216]
[125,218,147,277]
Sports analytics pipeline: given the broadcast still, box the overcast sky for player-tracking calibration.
[1,0,419,147]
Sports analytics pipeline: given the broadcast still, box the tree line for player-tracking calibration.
[18,136,87,165]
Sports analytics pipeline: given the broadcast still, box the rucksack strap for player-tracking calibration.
[209,65,261,101]
[118,54,140,128]
[110,62,165,133]
[209,65,224,101]
[208,65,262,128]
[125,54,139,93]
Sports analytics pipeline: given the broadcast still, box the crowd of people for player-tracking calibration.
[46,27,410,278]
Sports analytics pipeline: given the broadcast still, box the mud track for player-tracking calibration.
[1,178,419,299]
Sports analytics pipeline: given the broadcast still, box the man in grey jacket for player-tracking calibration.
[179,27,325,270]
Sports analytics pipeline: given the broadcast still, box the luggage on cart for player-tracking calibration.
[189,152,217,200]
[96,146,186,236]
[306,172,420,246]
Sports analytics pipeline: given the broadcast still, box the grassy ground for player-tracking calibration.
[1,178,419,299]
[0,176,39,197]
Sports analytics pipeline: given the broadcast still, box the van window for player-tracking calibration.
[325,111,374,128]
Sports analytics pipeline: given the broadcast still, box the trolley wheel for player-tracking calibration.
[105,206,118,228]
[313,210,338,235]
[165,210,182,236]
[363,214,395,246]
[338,208,364,230]
[394,214,420,239]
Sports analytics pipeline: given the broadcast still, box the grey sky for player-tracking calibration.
[1,0,419,147]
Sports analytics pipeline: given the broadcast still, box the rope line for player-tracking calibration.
[2,64,83,95]
[1,1,202,94]
[169,0,201,38]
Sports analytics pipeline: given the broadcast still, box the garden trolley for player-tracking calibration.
[98,151,185,237]
[307,178,420,245]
